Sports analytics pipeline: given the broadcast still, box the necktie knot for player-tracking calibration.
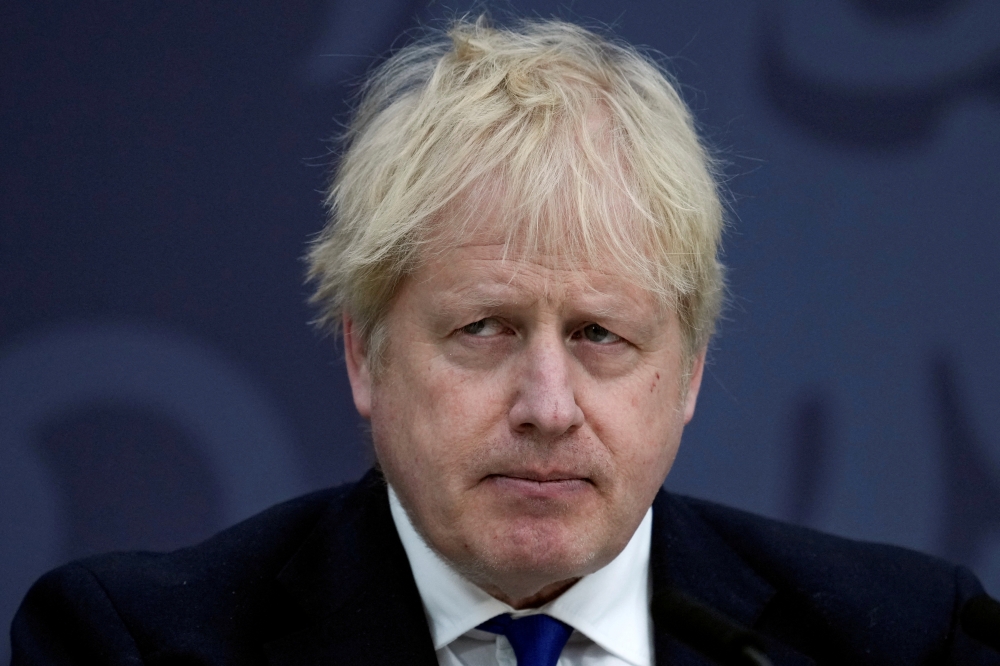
[478,613,573,666]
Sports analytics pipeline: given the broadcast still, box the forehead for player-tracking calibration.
[410,239,666,321]
[396,156,682,330]
[424,176,649,274]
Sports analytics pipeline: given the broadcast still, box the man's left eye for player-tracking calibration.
[578,324,621,344]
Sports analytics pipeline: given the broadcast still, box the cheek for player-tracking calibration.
[371,363,511,477]
[419,365,509,440]
[587,373,686,473]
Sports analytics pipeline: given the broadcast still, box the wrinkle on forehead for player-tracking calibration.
[419,244,669,328]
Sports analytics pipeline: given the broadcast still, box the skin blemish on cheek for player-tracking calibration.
[651,372,660,393]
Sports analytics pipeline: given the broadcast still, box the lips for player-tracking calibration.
[493,471,586,482]
[484,473,593,500]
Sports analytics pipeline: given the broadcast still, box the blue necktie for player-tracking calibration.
[477,613,574,666]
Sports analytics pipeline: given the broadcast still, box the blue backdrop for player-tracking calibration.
[3,1,999,657]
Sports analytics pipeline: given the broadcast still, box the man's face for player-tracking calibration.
[344,227,705,606]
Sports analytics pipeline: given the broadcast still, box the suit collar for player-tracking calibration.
[265,469,438,666]
[650,490,814,666]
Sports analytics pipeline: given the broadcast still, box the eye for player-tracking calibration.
[576,323,622,345]
[460,318,506,337]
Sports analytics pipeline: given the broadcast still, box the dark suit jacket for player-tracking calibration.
[10,469,998,665]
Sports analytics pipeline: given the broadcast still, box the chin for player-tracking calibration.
[469,515,609,585]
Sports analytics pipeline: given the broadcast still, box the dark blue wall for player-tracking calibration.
[3,1,999,655]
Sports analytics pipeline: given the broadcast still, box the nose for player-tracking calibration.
[508,333,585,437]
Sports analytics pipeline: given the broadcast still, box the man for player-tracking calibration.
[11,17,999,666]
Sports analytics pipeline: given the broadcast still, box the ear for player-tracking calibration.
[343,314,372,419]
[682,346,707,424]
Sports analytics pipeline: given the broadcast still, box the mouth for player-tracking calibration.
[483,473,593,499]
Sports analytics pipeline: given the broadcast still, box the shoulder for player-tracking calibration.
[674,493,972,601]
[659,492,990,664]
[79,481,354,601]
[11,476,375,664]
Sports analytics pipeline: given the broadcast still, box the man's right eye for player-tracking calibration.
[460,318,504,336]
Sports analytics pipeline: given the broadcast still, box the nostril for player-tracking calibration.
[508,388,584,437]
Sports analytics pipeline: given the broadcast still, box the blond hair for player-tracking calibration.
[307,17,725,370]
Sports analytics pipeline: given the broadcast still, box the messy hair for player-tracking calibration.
[306,17,725,372]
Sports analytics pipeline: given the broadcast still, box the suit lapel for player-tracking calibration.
[650,490,815,666]
[265,470,438,666]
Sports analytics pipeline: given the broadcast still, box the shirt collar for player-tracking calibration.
[388,485,653,666]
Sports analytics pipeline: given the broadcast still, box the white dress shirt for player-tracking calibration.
[388,486,654,666]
